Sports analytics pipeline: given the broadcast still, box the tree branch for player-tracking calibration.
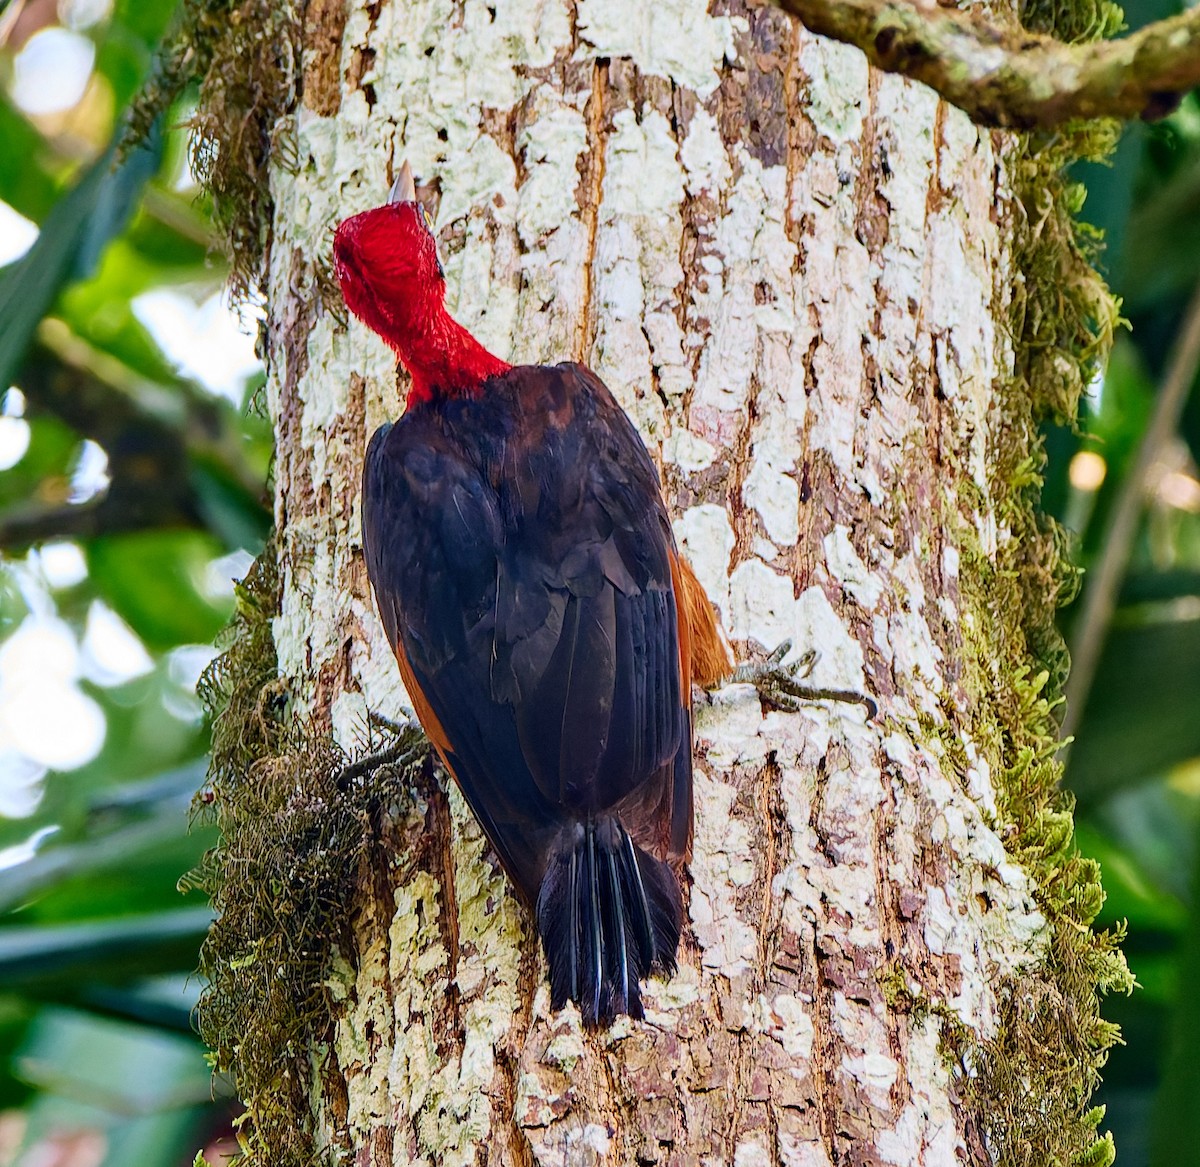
[1,341,268,552]
[0,470,201,552]
[32,322,265,502]
[0,500,115,548]
[770,0,1200,128]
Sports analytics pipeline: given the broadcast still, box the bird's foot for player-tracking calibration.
[724,639,877,718]
[337,715,429,790]
[366,710,413,738]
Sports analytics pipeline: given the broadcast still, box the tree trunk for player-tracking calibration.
[210,0,1127,1163]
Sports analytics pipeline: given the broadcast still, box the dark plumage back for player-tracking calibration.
[361,362,696,1025]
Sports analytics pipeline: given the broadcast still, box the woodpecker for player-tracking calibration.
[334,163,730,1025]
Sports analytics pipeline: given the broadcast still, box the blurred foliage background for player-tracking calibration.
[0,0,268,1163]
[0,0,1196,1164]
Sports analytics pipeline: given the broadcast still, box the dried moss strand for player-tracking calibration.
[188,541,430,1167]
[126,0,302,303]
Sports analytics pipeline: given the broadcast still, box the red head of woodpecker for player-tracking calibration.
[336,163,730,1025]
[333,161,509,404]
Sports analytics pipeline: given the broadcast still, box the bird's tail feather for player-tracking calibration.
[536,818,681,1026]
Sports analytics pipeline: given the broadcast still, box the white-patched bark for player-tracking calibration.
[263,1,1045,1162]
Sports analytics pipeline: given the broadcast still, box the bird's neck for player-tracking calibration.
[387,303,511,407]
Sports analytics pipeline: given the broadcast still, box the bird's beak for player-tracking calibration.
[388,159,417,205]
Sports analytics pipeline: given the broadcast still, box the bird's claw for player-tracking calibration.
[723,639,877,718]
[726,639,812,688]
[336,717,429,790]
[366,710,413,737]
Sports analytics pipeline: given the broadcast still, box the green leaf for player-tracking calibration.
[1074,821,1188,935]
[1066,606,1200,806]
[1150,812,1200,1167]
[125,190,212,272]
[0,686,215,889]
[1122,157,1200,313]
[1073,120,1145,286]
[86,529,232,649]
[10,1004,219,1167]
[17,1092,213,1167]
[82,973,202,1032]
[189,461,271,552]
[0,127,163,394]
[0,759,210,948]
[0,908,212,989]
[16,1005,210,1110]
[56,239,209,387]
[95,0,186,112]
[0,99,59,221]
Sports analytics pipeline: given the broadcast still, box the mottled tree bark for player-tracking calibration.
[258,0,1096,1163]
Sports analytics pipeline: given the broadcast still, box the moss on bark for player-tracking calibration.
[957,1,1135,1162]
[129,0,301,303]
[187,543,428,1166]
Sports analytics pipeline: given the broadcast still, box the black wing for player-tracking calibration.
[362,363,690,901]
